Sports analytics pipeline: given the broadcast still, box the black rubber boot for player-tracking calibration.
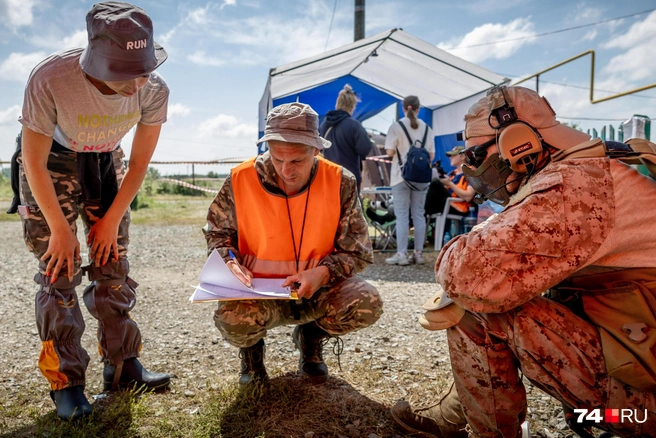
[49,385,93,421]
[238,338,268,388]
[293,322,329,384]
[103,357,170,391]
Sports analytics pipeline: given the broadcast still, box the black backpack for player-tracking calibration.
[397,121,432,190]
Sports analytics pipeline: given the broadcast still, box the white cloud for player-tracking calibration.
[437,17,536,63]
[221,0,236,9]
[28,29,87,51]
[582,30,597,41]
[3,0,36,29]
[61,30,88,50]
[164,0,352,67]
[601,11,656,83]
[187,51,225,67]
[0,105,21,125]
[572,5,603,22]
[168,103,191,118]
[601,10,656,50]
[0,51,46,81]
[197,114,257,139]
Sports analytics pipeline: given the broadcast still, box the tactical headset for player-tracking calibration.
[487,86,546,174]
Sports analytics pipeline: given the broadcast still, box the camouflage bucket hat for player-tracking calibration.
[257,103,331,150]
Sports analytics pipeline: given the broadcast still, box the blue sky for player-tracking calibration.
[1,0,655,175]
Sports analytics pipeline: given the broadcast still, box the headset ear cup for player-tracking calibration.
[498,123,544,172]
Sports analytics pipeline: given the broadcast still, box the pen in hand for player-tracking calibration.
[228,250,253,289]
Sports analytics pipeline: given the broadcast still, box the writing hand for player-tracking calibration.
[41,227,80,283]
[282,266,330,299]
[227,260,253,288]
[87,216,120,268]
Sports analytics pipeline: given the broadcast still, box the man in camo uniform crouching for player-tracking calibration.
[203,102,383,387]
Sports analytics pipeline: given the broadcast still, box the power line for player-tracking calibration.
[325,0,338,51]
[557,116,626,121]
[456,8,656,49]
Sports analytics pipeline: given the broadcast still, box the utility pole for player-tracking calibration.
[354,0,365,41]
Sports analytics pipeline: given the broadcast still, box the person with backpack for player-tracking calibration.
[319,84,373,193]
[384,95,434,266]
[391,85,656,437]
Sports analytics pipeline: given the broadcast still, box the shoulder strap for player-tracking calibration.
[551,138,656,180]
[323,126,333,139]
[397,120,414,145]
[420,124,429,149]
[396,120,413,167]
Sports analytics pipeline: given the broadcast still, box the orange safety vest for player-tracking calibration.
[231,156,342,278]
[450,173,471,214]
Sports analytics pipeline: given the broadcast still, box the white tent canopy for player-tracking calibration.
[259,28,508,139]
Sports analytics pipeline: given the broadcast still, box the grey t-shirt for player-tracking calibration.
[20,48,169,153]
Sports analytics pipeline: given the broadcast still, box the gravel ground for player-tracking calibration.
[0,219,576,437]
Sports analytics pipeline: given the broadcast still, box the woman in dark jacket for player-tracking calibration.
[319,84,373,192]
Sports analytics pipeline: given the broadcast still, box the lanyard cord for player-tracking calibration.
[284,183,311,273]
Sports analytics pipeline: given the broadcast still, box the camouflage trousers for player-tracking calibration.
[447,296,656,438]
[18,146,142,391]
[214,276,383,348]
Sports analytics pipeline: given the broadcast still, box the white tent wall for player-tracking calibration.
[258,28,508,158]
[432,90,489,137]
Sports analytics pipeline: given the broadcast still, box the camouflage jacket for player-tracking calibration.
[203,152,373,286]
[436,157,656,314]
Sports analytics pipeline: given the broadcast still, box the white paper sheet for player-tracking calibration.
[190,249,291,303]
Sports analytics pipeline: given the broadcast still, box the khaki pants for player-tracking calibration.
[18,146,141,390]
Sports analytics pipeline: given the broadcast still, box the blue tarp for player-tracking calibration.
[260,75,438,156]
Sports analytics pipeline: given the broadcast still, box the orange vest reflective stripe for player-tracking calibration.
[232,157,342,278]
[451,174,470,213]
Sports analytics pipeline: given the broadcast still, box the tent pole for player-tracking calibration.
[355,0,365,41]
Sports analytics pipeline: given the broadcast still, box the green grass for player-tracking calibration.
[0,374,403,438]
[130,196,211,226]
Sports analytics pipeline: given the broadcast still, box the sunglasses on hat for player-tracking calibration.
[460,138,497,167]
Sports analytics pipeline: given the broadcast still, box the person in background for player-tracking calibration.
[391,85,656,437]
[319,84,373,193]
[204,102,383,389]
[15,1,171,420]
[384,96,435,266]
[425,146,476,218]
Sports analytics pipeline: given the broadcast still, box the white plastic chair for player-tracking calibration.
[428,197,464,251]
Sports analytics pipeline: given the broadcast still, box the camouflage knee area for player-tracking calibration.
[214,300,270,348]
[317,277,383,334]
[82,260,142,364]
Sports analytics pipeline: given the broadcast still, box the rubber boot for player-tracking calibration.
[238,338,268,388]
[103,357,170,391]
[50,386,93,421]
[390,382,468,438]
[292,322,329,384]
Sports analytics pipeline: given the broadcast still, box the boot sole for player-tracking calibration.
[103,379,170,392]
[389,407,441,438]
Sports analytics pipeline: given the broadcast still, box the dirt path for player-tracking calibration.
[0,220,566,437]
